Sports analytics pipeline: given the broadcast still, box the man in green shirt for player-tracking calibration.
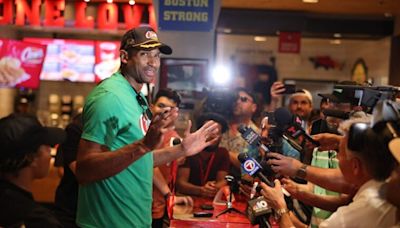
[75,26,219,228]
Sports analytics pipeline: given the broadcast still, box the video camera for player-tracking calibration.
[202,89,236,118]
[332,84,400,112]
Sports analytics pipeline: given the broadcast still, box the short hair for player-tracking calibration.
[196,112,228,134]
[235,87,257,104]
[154,88,181,106]
[343,119,398,181]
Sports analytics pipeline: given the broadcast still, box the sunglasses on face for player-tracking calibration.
[136,94,153,120]
[238,96,252,103]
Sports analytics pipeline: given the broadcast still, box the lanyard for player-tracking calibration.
[199,153,216,186]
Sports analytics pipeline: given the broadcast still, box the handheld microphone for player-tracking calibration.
[238,125,270,152]
[274,107,320,146]
[247,196,272,225]
[238,153,274,187]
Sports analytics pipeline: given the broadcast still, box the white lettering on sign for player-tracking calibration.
[163,11,208,22]
[164,0,208,7]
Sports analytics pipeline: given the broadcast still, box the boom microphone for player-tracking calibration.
[238,153,274,187]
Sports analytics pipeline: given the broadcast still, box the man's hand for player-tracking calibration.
[143,107,179,150]
[281,178,300,198]
[200,181,218,198]
[260,180,287,210]
[312,133,343,151]
[266,152,303,177]
[270,81,285,100]
[173,195,194,206]
[181,120,219,157]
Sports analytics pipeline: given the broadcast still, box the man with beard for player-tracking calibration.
[177,113,230,198]
[75,26,220,228]
[220,88,259,178]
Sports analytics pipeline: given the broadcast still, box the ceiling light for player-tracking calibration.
[129,0,135,5]
[107,0,113,3]
[223,28,232,33]
[330,39,341,45]
[303,0,319,3]
[84,0,90,2]
[254,36,267,42]
[333,33,342,38]
[384,12,393,17]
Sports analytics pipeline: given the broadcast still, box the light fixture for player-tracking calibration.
[254,36,267,42]
[330,39,341,45]
[223,28,232,33]
[107,0,113,3]
[302,0,319,3]
[333,33,341,38]
[129,0,135,5]
[84,0,90,2]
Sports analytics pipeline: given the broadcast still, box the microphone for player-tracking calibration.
[238,125,270,152]
[274,107,320,146]
[247,196,272,225]
[172,137,181,146]
[238,153,274,187]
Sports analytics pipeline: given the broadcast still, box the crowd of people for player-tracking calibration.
[0,25,400,228]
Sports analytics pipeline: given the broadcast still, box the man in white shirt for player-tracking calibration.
[260,118,399,228]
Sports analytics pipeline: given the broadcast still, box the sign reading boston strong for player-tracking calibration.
[159,0,213,31]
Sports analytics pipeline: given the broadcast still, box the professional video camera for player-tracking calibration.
[202,89,236,118]
[332,84,400,112]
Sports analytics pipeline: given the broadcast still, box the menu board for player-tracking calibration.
[94,41,120,83]
[24,38,95,82]
[0,39,46,89]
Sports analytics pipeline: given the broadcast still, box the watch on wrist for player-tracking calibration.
[296,164,308,179]
[275,208,290,220]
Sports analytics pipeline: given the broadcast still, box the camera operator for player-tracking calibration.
[261,117,399,227]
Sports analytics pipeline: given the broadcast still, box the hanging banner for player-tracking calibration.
[158,0,213,31]
[278,32,301,53]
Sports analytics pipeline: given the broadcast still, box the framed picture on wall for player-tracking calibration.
[282,79,338,108]
[160,58,208,97]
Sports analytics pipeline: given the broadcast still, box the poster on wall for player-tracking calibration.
[278,32,301,53]
[94,41,120,83]
[0,39,46,89]
[24,38,96,82]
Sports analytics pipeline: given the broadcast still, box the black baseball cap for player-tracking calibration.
[0,113,66,160]
[120,26,172,55]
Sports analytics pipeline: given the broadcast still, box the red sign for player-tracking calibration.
[0,0,156,30]
[278,32,301,53]
[0,39,46,89]
[94,41,120,83]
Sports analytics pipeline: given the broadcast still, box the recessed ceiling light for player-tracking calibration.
[333,33,342,38]
[84,0,90,2]
[107,0,113,3]
[303,0,319,3]
[330,39,341,45]
[254,36,267,42]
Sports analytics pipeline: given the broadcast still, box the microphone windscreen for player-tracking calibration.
[238,124,247,134]
[274,108,293,127]
[237,152,248,163]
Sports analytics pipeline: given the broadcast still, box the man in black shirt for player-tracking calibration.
[0,113,66,227]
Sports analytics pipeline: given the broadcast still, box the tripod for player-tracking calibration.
[216,175,246,218]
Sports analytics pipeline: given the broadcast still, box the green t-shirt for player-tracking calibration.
[310,149,339,228]
[76,72,153,228]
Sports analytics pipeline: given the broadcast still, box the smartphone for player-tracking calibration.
[282,84,296,94]
[193,211,213,217]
